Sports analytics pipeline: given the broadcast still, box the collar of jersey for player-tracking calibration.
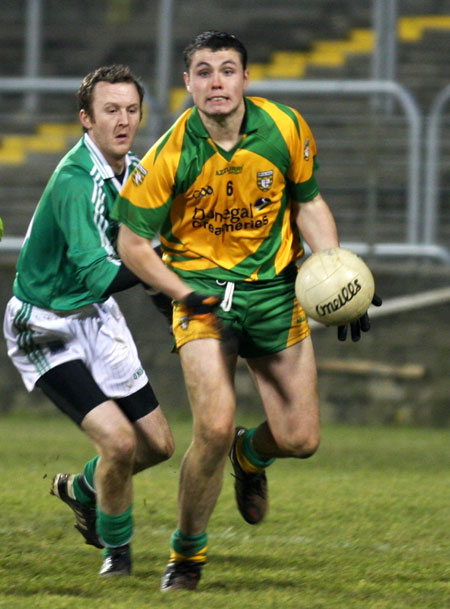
[187,97,260,139]
[83,133,132,180]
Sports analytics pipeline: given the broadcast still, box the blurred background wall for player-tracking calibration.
[0,0,449,424]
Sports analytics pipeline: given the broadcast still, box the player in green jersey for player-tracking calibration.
[112,31,381,590]
[3,65,175,577]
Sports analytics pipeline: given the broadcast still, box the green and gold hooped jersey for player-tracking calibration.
[113,96,319,282]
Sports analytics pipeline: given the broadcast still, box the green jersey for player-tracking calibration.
[113,96,319,283]
[13,134,139,310]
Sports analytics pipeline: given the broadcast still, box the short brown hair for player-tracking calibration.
[183,31,248,71]
[77,64,144,117]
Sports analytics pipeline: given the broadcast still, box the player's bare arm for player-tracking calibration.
[117,224,192,301]
[293,193,340,252]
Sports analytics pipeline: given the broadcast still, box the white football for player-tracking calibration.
[295,248,375,326]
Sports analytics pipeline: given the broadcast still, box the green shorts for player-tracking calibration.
[173,268,311,358]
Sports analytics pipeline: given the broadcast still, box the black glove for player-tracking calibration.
[337,293,382,342]
[182,291,220,315]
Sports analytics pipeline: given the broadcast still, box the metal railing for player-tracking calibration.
[1,78,450,262]
[0,76,160,140]
[247,79,421,244]
[424,83,450,246]
[245,79,450,262]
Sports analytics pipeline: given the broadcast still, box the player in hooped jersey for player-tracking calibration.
[113,31,381,590]
[3,65,175,577]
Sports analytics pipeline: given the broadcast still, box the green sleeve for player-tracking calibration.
[52,169,120,299]
[288,158,320,202]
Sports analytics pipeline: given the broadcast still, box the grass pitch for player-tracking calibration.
[0,408,448,609]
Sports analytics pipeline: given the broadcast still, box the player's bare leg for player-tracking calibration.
[82,402,136,513]
[132,406,175,472]
[51,399,136,553]
[52,403,174,576]
[229,337,320,525]
[80,401,137,575]
[178,339,237,533]
[161,338,237,591]
[247,337,320,459]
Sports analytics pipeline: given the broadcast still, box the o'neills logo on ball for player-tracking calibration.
[316,279,362,317]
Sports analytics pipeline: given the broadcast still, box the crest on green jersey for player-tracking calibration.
[256,170,273,192]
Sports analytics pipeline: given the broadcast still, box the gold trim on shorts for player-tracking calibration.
[173,302,222,350]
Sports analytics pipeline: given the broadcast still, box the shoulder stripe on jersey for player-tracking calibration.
[267,100,301,136]
[89,168,120,264]
[248,97,301,138]
[153,109,192,163]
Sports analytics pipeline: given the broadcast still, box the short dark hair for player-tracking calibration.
[183,31,248,71]
[77,64,145,117]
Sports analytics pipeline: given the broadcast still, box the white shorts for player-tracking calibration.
[3,296,148,397]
